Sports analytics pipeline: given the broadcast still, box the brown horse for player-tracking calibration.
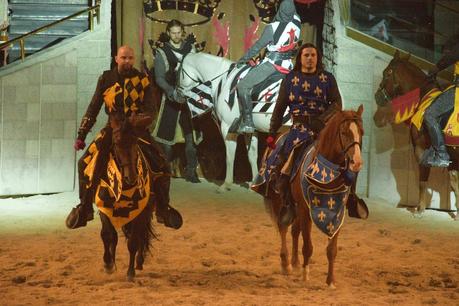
[96,114,158,281]
[373,51,458,218]
[263,106,364,288]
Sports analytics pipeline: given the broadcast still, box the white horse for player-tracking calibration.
[177,52,290,192]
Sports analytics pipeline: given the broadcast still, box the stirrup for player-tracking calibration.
[237,123,255,134]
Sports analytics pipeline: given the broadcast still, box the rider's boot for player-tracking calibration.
[66,193,94,229]
[155,175,183,229]
[277,174,296,226]
[422,115,451,167]
[237,91,256,134]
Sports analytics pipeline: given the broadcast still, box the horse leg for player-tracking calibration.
[100,213,117,274]
[301,207,313,282]
[218,123,236,193]
[126,231,138,281]
[136,244,145,270]
[247,134,259,185]
[326,232,339,289]
[448,170,459,220]
[279,223,292,275]
[417,165,431,216]
[291,218,301,269]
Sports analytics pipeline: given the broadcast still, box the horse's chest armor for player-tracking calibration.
[301,154,350,237]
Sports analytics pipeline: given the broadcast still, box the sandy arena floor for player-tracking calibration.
[0,179,458,305]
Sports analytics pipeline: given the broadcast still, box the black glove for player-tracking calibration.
[309,118,325,134]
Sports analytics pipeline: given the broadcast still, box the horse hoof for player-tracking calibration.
[302,266,310,282]
[127,271,135,282]
[135,265,143,271]
[328,283,336,290]
[281,264,292,275]
[216,184,231,193]
[104,263,116,274]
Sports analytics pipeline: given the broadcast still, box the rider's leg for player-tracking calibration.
[179,110,200,183]
[145,139,183,229]
[277,145,301,227]
[236,62,277,134]
[422,89,455,167]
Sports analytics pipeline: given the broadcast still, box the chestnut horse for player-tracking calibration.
[373,51,458,218]
[263,106,364,288]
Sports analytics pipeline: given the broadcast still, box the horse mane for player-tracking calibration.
[315,110,363,161]
[392,57,426,80]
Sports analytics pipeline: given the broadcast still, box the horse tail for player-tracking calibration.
[122,197,157,257]
[263,194,282,232]
[139,198,157,256]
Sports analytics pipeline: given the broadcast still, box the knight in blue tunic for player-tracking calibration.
[268,43,342,226]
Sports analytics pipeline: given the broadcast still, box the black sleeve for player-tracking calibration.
[77,75,105,140]
[269,79,289,134]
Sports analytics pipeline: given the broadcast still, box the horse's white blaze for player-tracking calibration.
[349,122,362,172]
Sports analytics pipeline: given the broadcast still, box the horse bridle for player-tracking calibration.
[338,118,362,168]
[375,62,402,107]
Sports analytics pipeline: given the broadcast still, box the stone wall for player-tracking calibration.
[0,0,111,195]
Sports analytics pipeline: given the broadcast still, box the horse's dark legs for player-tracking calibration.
[100,213,117,274]
[326,232,339,288]
[291,218,300,269]
[301,206,313,282]
[127,233,139,281]
[136,244,145,270]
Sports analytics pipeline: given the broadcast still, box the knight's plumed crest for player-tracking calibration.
[144,0,222,26]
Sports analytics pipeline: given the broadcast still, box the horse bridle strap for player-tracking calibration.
[338,118,362,156]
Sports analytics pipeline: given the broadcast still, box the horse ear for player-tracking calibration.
[357,104,364,116]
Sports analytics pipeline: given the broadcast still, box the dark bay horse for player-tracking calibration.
[94,114,158,281]
[373,51,458,218]
[263,106,364,288]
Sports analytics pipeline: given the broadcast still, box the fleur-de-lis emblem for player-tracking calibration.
[318,211,326,222]
[327,197,336,210]
[327,222,335,234]
[289,92,295,101]
[314,86,323,97]
[312,196,320,206]
[292,76,300,86]
[308,100,316,109]
[319,72,328,83]
[302,80,310,91]
[321,168,328,182]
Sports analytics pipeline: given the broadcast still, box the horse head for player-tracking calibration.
[373,50,427,127]
[317,105,364,173]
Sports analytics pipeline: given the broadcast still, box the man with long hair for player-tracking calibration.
[268,43,342,226]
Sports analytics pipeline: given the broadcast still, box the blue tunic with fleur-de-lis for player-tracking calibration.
[281,70,336,153]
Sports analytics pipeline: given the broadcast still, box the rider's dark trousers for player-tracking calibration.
[423,87,456,148]
[161,110,198,173]
[236,62,277,113]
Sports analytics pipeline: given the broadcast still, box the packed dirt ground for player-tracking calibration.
[0,179,458,305]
